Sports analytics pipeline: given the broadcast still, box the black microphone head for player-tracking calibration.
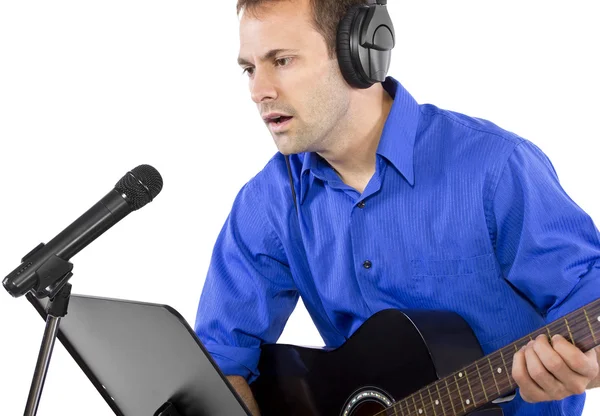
[115,164,163,210]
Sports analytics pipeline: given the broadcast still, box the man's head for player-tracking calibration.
[237,0,371,155]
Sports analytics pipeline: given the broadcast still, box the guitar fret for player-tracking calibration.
[397,398,408,416]
[462,369,476,409]
[427,386,438,416]
[546,326,552,341]
[584,308,598,343]
[405,398,413,416]
[453,374,467,413]
[565,318,575,344]
[499,350,514,389]
[487,357,501,394]
[407,398,415,415]
[419,391,426,415]
[412,394,420,415]
[435,382,447,416]
[407,398,414,415]
[421,389,437,416]
[444,378,457,415]
[474,361,489,402]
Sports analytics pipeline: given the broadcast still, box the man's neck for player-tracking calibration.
[318,84,394,194]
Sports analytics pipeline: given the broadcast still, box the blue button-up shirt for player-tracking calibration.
[195,76,600,415]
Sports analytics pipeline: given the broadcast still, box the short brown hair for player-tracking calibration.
[236,0,369,58]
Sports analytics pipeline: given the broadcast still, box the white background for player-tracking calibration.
[1,1,598,414]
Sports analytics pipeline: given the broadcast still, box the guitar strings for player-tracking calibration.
[377,329,598,416]
[382,325,598,416]
[367,303,600,416]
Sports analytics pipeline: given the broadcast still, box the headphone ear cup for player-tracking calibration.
[336,5,373,89]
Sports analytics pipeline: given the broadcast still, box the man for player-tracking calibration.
[194,0,600,414]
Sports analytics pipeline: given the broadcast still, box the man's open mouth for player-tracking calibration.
[268,116,293,124]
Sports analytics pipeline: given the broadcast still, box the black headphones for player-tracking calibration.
[336,0,395,89]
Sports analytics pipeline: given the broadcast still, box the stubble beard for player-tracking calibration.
[274,63,350,156]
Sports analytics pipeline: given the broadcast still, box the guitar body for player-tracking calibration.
[251,309,504,416]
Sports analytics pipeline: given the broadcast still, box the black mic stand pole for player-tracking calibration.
[24,273,72,416]
[23,282,72,416]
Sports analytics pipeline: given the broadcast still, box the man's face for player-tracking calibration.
[238,0,351,154]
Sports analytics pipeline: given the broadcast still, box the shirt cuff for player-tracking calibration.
[205,344,262,384]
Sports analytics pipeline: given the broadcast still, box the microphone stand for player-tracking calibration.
[24,282,72,416]
[3,241,75,415]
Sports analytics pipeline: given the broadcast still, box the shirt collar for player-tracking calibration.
[299,76,419,203]
[376,76,419,187]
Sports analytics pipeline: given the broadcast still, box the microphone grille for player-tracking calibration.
[115,164,163,210]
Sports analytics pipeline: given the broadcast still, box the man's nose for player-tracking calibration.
[250,69,278,103]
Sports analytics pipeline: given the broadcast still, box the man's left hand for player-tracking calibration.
[512,334,599,403]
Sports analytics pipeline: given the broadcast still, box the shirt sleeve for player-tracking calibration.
[194,180,299,384]
[491,140,600,323]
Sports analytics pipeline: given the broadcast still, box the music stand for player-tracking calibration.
[28,294,251,416]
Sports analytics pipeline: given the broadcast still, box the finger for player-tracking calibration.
[552,334,600,380]
[585,347,599,363]
[530,335,572,385]
[525,339,566,399]
[512,343,549,403]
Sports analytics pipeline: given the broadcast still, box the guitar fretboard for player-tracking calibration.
[381,298,600,416]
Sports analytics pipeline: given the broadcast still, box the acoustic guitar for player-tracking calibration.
[250,299,600,416]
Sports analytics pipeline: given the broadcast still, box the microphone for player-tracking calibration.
[2,164,163,299]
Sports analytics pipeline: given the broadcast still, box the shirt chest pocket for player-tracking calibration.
[411,253,497,277]
[406,253,511,351]
[408,253,500,304]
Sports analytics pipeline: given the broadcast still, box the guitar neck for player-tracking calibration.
[387,298,600,416]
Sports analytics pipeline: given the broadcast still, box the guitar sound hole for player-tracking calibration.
[341,388,394,416]
[348,400,387,416]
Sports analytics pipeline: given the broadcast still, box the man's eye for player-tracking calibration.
[241,58,291,77]
[275,57,292,67]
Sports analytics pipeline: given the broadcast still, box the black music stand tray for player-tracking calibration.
[28,294,251,416]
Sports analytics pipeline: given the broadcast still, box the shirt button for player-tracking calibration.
[357,201,366,209]
[363,260,372,269]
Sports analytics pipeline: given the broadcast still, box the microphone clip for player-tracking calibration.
[21,242,74,299]
[34,255,74,299]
